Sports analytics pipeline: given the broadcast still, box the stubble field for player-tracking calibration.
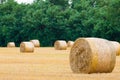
[0,47,120,80]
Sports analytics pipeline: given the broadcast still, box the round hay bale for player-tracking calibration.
[54,40,67,50]
[30,39,40,47]
[70,38,116,73]
[20,42,34,53]
[111,41,120,56]
[7,42,15,47]
[67,41,74,47]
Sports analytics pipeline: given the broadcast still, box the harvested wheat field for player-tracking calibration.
[0,47,120,80]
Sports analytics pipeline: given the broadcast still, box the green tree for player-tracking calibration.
[0,0,7,4]
[0,0,119,47]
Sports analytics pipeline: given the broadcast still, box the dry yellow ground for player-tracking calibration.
[0,47,120,80]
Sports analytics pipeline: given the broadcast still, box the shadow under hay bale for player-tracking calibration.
[70,38,116,74]
[20,42,34,53]
[54,40,67,50]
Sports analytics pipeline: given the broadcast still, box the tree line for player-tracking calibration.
[0,0,120,46]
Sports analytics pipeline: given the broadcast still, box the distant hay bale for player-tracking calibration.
[30,39,40,47]
[7,42,15,47]
[54,40,67,50]
[67,41,74,47]
[70,38,116,73]
[111,41,120,56]
[20,42,34,53]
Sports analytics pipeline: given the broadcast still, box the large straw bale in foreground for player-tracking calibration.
[67,41,74,47]
[20,42,34,52]
[54,40,67,50]
[7,42,15,47]
[70,38,116,73]
[111,41,120,56]
[30,39,40,47]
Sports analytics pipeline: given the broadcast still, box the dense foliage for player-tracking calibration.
[0,0,119,46]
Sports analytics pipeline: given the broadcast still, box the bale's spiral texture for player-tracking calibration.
[67,41,74,47]
[54,40,67,50]
[70,38,116,73]
[30,40,40,47]
[20,42,34,52]
[111,41,120,56]
[7,42,15,47]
